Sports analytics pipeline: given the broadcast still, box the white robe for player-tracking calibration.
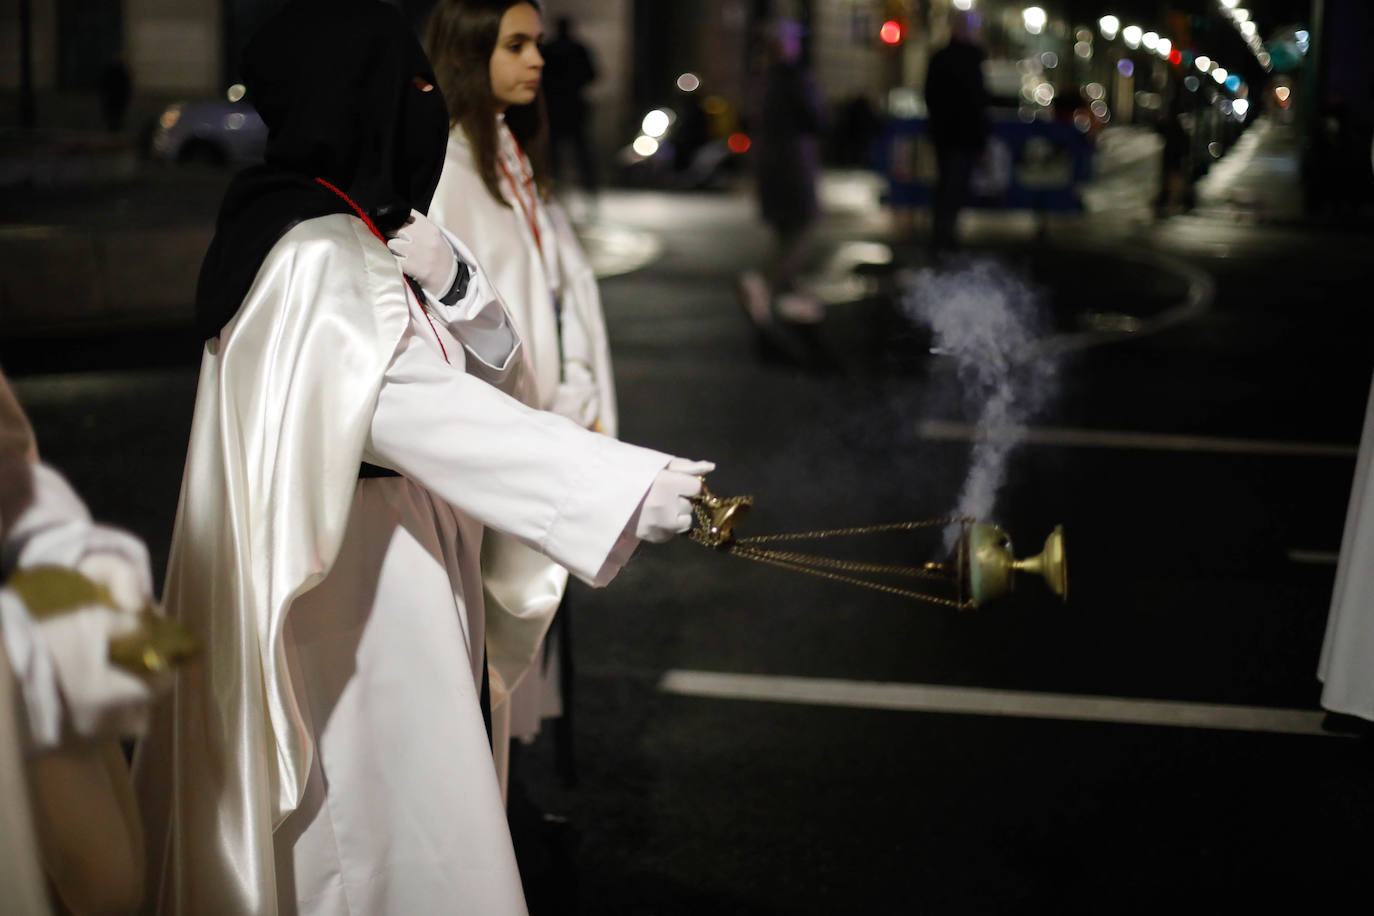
[430,122,619,750]
[134,213,669,915]
[1318,370,1374,720]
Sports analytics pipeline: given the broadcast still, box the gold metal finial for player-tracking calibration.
[689,483,754,549]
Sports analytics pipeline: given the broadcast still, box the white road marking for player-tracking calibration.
[659,670,1342,738]
[1287,549,1340,566]
[916,419,1358,458]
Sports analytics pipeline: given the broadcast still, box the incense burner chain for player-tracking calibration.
[687,485,1067,609]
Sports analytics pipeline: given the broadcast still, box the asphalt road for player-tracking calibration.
[5,164,1374,914]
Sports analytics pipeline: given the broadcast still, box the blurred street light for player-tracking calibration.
[641,109,671,139]
[1122,25,1142,49]
[1022,7,1047,35]
[1098,15,1119,40]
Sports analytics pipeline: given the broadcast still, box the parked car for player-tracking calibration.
[148,84,266,166]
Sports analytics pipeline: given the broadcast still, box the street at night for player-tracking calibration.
[6,141,1374,911]
[3,1,1373,914]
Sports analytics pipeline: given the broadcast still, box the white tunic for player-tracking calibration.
[430,121,619,749]
[134,214,669,915]
[1318,371,1374,720]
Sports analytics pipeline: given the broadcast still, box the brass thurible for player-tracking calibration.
[951,523,1068,608]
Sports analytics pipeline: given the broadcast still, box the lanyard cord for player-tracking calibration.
[314,177,450,365]
[495,134,567,380]
[496,136,544,257]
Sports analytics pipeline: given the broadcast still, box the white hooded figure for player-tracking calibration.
[425,0,619,791]
[130,3,710,915]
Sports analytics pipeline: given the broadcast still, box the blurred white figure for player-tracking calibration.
[0,366,162,916]
[1318,370,1374,727]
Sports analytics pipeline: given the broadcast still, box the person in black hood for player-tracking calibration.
[134,3,713,913]
[194,0,456,339]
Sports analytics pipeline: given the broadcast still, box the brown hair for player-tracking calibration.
[424,0,552,205]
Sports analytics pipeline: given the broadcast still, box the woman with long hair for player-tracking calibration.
[425,0,616,796]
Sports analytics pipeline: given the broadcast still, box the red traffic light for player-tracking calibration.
[880,20,903,45]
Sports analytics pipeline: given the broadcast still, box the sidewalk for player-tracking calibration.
[1191,118,1305,223]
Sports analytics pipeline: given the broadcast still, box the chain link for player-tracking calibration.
[728,546,974,610]
[729,545,951,581]
[736,517,973,545]
[685,494,977,607]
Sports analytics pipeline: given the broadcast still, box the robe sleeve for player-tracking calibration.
[362,315,671,586]
[416,226,522,378]
[0,463,156,747]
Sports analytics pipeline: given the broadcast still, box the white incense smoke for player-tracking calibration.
[899,259,1058,539]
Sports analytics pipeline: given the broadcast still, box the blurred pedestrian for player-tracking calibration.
[99,55,133,133]
[131,1,712,912]
[1318,369,1374,734]
[424,0,623,803]
[924,11,988,253]
[541,15,599,204]
[1,364,165,916]
[1155,81,1195,217]
[737,18,826,327]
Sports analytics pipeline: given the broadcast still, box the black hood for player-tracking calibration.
[194,0,450,339]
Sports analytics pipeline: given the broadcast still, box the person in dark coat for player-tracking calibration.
[737,19,826,326]
[924,12,987,253]
[542,16,599,196]
[99,55,133,133]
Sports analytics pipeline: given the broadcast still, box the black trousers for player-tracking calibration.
[932,144,979,252]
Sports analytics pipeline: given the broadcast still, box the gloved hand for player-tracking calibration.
[634,458,716,543]
[36,604,162,741]
[387,209,461,298]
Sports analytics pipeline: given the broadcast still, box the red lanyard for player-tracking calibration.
[496,137,544,257]
[314,177,450,365]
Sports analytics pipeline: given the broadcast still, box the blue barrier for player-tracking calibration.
[877,116,1095,212]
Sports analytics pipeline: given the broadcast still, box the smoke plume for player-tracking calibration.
[899,259,1059,536]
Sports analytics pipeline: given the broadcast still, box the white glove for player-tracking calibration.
[387,208,461,297]
[634,458,716,543]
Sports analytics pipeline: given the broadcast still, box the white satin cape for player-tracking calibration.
[133,214,667,914]
[1318,370,1374,720]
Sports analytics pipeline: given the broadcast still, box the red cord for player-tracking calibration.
[314,177,450,365]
